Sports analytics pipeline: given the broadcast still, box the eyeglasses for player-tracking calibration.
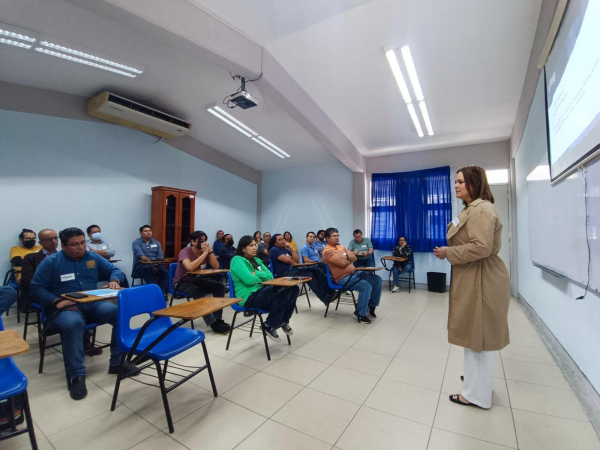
[330,234,340,238]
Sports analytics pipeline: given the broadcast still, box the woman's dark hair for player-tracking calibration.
[269,233,282,250]
[284,231,293,241]
[457,166,495,206]
[59,227,85,244]
[86,224,100,234]
[189,231,208,243]
[253,231,261,241]
[19,229,35,239]
[236,235,256,257]
[325,228,338,239]
[215,230,224,239]
[398,236,408,243]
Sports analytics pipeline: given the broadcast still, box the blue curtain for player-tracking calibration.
[371,166,452,252]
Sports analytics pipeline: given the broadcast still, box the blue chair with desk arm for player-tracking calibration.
[0,316,39,449]
[323,265,360,318]
[269,258,310,311]
[380,252,416,293]
[111,284,217,433]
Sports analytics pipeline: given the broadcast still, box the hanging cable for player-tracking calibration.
[576,166,591,300]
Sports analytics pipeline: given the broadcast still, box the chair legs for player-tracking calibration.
[300,283,311,308]
[0,391,38,450]
[201,341,218,397]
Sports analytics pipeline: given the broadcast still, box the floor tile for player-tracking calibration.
[405,327,449,348]
[441,368,509,407]
[513,409,600,450]
[272,388,360,445]
[506,380,588,421]
[333,347,393,377]
[95,374,155,404]
[500,344,556,366]
[336,406,430,450]
[308,365,380,404]
[47,406,158,450]
[188,357,257,394]
[383,357,445,391]
[364,378,439,426]
[351,334,404,357]
[222,372,303,417]
[235,420,332,450]
[502,358,570,390]
[292,339,348,364]
[427,428,514,450]
[227,337,303,371]
[396,342,449,367]
[262,353,329,386]
[313,328,363,347]
[508,331,546,349]
[169,398,265,450]
[433,396,517,448]
[289,322,329,339]
[128,431,188,450]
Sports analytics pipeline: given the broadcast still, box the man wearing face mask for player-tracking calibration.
[217,234,236,269]
[172,231,231,334]
[9,229,42,284]
[86,225,115,260]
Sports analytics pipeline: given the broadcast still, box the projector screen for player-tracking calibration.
[544,0,600,182]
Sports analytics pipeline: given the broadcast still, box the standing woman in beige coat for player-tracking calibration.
[434,166,510,409]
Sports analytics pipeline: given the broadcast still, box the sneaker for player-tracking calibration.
[69,376,88,400]
[392,286,400,293]
[368,307,377,318]
[280,323,294,336]
[357,315,372,324]
[210,320,231,334]
[262,324,281,342]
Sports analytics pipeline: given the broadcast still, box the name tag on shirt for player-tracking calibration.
[61,273,75,282]
[452,217,460,227]
[362,244,367,248]
[150,244,158,248]
[102,246,107,250]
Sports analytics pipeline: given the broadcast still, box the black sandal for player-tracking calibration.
[449,394,481,408]
[460,375,464,381]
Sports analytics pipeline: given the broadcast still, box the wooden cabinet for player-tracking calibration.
[151,186,196,261]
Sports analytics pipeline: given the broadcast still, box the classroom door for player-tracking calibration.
[490,184,510,274]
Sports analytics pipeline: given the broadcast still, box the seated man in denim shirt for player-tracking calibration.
[131,225,169,293]
[31,227,136,401]
[300,232,321,263]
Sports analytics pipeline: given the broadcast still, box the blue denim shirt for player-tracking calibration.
[300,243,321,262]
[132,237,164,268]
[30,251,125,309]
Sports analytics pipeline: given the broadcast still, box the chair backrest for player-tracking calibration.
[0,314,4,331]
[409,252,415,271]
[116,285,172,352]
[168,263,177,295]
[227,273,236,298]
[324,264,344,290]
[269,259,276,276]
[3,269,18,289]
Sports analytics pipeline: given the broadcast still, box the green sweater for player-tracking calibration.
[230,255,273,305]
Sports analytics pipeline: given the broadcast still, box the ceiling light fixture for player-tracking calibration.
[0,37,32,49]
[400,46,424,101]
[206,103,290,158]
[418,101,433,136]
[407,103,424,137]
[34,47,137,78]
[385,50,412,103]
[0,29,36,43]
[39,41,143,74]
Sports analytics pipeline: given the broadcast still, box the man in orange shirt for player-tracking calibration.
[322,228,382,324]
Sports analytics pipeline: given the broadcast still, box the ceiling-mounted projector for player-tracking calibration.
[224,75,258,109]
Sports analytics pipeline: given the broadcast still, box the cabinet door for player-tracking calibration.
[163,191,179,260]
[178,192,195,252]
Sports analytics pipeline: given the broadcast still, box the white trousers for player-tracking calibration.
[461,348,495,408]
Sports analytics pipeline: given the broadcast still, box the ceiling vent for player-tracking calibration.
[87,92,191,139]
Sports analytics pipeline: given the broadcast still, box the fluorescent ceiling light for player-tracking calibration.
[0,29,36,43]
[486,169,509,184]
[406,103,424,137]
[418,101,434,136]
[206,103,290,158]
[0,37,32,49]
[39,41,143,74]
[385,50,411,103]
[401,46,424,101]
[35,47,137,78]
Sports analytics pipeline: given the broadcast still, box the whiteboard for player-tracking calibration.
[526,74,599,292]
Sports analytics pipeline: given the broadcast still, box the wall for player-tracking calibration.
[260,160,354,248]
[0,109,258,277]
[514,74,600,392]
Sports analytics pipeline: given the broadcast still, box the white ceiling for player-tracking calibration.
[0,0,542,173]
[193,0,543,156]
[0,0,335,171]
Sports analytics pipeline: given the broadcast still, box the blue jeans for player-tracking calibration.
[244,285,299,329]
[50,301,121,378]
[353,259,375,268]
[338,273,382,316]
[0,286,17,315]
[392,264,413,286]
[134,264,169,293]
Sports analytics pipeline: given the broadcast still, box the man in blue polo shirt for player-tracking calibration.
[131,225,169,293]
[300,231,321,263]
[31,227,136,401]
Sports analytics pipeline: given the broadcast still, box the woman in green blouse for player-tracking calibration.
[230,235,300,342]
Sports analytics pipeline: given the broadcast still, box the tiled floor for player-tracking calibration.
[2,289,600,450]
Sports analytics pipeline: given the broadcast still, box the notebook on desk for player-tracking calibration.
[81,289,120,298]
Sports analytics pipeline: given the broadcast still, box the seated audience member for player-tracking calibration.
[9,229,42,283]
[230,236,299,342]
[218,234,236,269]
[348,229,374,268]
[132,225,169,293]
[0,286,17,316]
[172,231,230,333]
[391,236,413,292]
[300,232,321,263]
[86,225,115,260]
[30,227,133,400]
[269,233,300,277]
[257,232,271,267]
[283,231,297,252]
[213,230,225,255]
[253,231,262,245]
[314,229,327,257]
[323,227,382,324]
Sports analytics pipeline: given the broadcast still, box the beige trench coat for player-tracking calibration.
[446,198,510,352]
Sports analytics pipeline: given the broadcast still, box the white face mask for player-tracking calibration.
[91,232,102,240]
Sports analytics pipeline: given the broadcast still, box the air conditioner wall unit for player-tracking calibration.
[87,91,191,139]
